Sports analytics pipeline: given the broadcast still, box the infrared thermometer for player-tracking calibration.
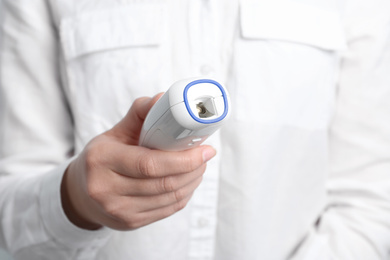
[139,78,231,151]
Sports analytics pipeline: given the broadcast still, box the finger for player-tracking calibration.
[113,164,207,196]
[109,144,216,178]
[131,175,203,212]
[132,192,194,229]
[108,93,164,144]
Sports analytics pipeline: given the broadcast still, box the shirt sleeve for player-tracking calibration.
[0,1,111,259]
[291,0,390,259]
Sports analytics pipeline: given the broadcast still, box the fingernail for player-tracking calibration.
[152,92,164,101]
[203,147,216,162]
[141,97,152,105]
[153,92,164,98]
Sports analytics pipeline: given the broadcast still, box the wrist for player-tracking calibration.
[61,161,102,230]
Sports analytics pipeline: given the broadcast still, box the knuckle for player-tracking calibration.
[160,176,175,193]
[173,188,187,203]
[123,220,139,230]
[181,157,195,173]
[174,198,189,212]
[103,202,142,230]
[84,147,99,172]
[125,223,138,230]
[83,139,109,171]
[86,180,104,202]
[138,152,157,177]
[179,154,200,173]
[123,216,142,230]
[103,202,123,219]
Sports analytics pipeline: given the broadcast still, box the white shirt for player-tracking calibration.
[1,0,390,259]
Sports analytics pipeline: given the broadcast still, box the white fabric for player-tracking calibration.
[1,0,390,259]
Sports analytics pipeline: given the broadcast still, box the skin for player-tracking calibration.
[61,94,216,230]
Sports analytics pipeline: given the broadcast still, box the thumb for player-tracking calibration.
[108,93,164,144]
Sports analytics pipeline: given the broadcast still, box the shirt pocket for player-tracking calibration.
[233,0,347,129]
[59,3,170,148]
[60,4,165,60]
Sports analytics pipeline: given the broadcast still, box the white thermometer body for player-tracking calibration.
[139,78,230,151]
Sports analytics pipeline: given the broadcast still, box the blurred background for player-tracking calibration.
[0,250,11,260]
[0,0,14,254]
[0,20,13,250]
[0,2,13,260]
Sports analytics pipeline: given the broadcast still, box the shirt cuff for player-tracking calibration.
[39,158,111,249]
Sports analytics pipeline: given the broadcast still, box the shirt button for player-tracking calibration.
[200,65,215,76]
[197,217,209,228]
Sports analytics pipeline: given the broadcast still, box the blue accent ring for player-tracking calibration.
[183,79,229,124]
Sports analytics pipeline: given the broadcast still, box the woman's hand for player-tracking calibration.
[61,95,216,230]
